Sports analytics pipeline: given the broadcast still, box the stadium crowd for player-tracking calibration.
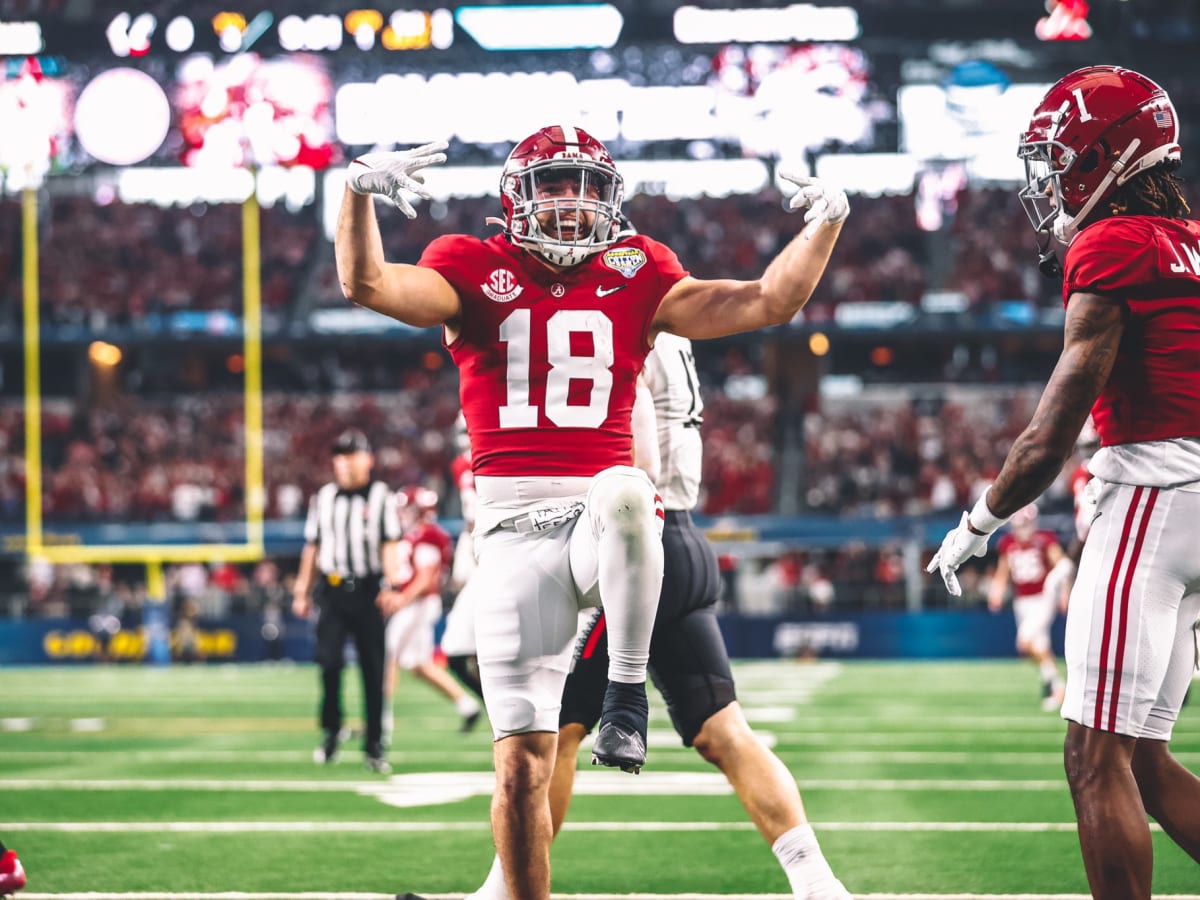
[7,181,1162,337]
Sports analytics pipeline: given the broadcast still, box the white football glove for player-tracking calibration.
[926,490,1010,597]
[779,171,850,240]
[346,140,448,219]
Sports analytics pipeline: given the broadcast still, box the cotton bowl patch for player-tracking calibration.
[602,247,647,278]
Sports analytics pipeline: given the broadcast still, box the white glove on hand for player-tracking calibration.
[347,140,448,219]
[779,171,850,240]
[926,512,992,597]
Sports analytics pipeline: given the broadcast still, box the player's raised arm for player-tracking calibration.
[335,142,462,328]
[651,175,847,341]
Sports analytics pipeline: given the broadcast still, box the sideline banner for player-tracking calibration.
[0,610,1060,664]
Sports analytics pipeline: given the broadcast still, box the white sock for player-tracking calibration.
[772,824,843,898]
[593,477,664,683]
[465,855,508,900]
[456,694,481,716]
[1039,658,1060,684]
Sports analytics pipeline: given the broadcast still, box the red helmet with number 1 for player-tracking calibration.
[498,124,624,268]
[1018,66,1180,273]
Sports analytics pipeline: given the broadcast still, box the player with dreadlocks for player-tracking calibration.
[928,67,1200,900]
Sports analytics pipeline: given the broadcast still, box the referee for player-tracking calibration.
[292,428,401,774]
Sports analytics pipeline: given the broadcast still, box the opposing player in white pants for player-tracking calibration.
[929,67,1200,899]
[337,123,846,900]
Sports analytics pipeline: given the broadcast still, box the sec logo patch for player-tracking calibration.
[481,268,524,303]
[602,247,647,279]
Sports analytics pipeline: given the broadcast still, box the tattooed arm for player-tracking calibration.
[974,293,1125,526]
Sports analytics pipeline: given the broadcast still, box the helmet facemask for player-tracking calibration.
[503,158,623,267]
[1017,139,1074,277]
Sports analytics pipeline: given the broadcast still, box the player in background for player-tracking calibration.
[928,67,1200,898]
[380,485,482,744]
[0,841,25,896]
[1069,417,1101,547]
[987,504,1072,711]
[337,124,846,900]
[457,332,852,900]
[438,415,484,700]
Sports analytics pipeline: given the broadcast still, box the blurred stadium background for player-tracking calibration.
[0,0,1198,895]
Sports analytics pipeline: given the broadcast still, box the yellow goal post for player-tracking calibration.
[21,181,266,584]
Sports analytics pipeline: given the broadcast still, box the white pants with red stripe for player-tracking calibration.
[1061,481,1200,739]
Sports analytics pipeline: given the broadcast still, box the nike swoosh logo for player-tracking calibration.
[596,285,627,297]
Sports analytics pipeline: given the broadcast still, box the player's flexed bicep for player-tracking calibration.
[335,142,463,329]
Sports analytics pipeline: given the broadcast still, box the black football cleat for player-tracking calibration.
[591,720,646,774]
[395,893,429,900]
[593,680,649,773]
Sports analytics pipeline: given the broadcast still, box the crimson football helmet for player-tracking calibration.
[496,124,624,267]
[397,485,438,518]
[1018,66,1181,275]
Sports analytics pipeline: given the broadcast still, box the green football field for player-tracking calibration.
[1,660,1197,899]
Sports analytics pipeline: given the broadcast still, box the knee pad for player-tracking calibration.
[586,466,663,538]
[482,661,570,739]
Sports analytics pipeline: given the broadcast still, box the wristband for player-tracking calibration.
[968,489,1009,534]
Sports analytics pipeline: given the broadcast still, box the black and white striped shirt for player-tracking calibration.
[303,481,401,579]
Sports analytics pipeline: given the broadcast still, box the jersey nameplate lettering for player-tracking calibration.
[1168,240,1200,275]
[602,247,647,278]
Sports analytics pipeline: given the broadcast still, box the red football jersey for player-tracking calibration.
[419,233,689,477]
[1063,216,1200,447]
[997,530,1060,597]
[395,521,453,595]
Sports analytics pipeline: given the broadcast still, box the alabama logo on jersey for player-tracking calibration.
[481,268,525,303]
[602,247,647,278]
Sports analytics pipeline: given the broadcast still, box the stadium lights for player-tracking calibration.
[0,21,43,55]
[455,4,622,51]
[673,4,860,43]
[345,9,383,50]
[88,341,123,368]
[106,12,155,57]
[164,16,195,52]
[278,14,343,51]
[76,69,171,166]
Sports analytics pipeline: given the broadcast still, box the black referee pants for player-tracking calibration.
[314,582,385,750]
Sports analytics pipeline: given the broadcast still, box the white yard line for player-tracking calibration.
[0,820,1155,833]
[0,749,1192,765]
[0,776,1070,792]
[16,893,1200,900]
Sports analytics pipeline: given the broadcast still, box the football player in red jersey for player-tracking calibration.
[379,486,481,744]
[0,841,25,896]
[987,504,1072,711]
[928,67,1200,898]
[337,125,846,900]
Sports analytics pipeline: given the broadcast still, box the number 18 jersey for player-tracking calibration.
[418,232,689,477]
